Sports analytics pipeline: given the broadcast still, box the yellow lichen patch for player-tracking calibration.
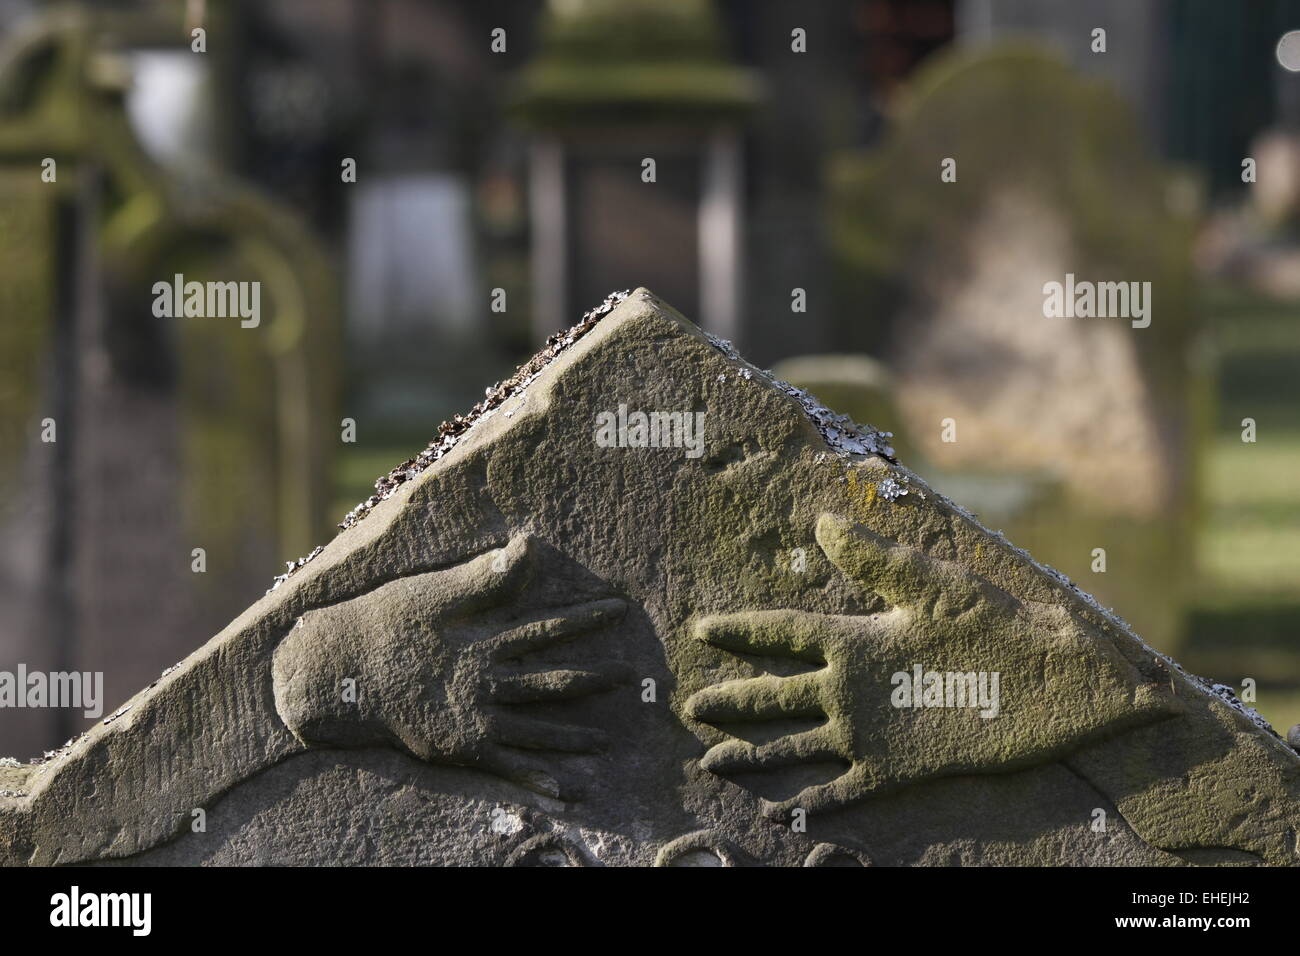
[843,468,879,521]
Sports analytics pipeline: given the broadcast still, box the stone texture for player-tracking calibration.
[2,289,1297,866]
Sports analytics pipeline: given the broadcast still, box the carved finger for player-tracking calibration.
[758,769,868,822]
[493,714,609,754]
[815,513,1012,616]
[692,610,829,662]
[478,745,568,800]
[815,513,932,607]
[489,598,626,661]
[698,726,840,776]
[685,672,825,723]
[490,667,627,703]
[439,535,537,618]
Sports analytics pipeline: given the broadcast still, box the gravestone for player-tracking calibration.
[829,46,1205,654]
[513,0,759,344]
[1,289,1296,866]
[0,11,339,757]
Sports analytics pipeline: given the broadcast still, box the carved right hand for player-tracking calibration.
[685,513,1177,818]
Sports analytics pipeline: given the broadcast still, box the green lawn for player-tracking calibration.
[332,439,432,527]
[1189,285,1300,734]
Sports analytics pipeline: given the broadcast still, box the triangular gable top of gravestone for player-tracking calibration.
[2,289,1297,867]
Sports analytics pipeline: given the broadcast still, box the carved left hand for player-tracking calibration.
[272,535,628,800]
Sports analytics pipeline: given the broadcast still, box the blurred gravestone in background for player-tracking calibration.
[512,0,760,347]
[830,46,1204,654]
[0,6,339,757]
[956,0,1167,129]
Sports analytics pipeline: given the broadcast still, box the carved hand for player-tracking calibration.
[686,513,1175,818]
[272,535,627,800]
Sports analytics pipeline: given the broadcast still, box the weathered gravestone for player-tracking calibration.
[2,290,1297,866]
[829,46,1206,655]
[0,11,339,757]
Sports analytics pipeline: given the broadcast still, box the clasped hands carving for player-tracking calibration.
[273,516,1172,813]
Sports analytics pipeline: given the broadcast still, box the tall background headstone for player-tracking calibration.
[828,46,1205,654]
[0,7,339,757]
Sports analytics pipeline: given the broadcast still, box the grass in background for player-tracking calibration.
[1190,284,1300,734]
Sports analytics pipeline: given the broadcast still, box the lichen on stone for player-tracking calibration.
[704,333,898,462]
[267,545,324,594]
[1207,682,1279,738]
[877,475,909,502]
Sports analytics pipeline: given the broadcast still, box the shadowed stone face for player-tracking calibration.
[3,288,1297,867]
